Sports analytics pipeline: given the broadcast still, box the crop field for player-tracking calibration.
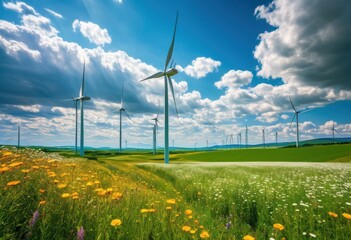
[1,146,351,239]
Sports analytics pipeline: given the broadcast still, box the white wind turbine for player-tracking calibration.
[289,96,312,148]
[152,104,160,155]
[331,123,339,143]
[118,83,131,153]
[140,13,179,164]
[74,61,91,156]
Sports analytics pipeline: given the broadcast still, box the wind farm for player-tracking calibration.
[1,0,351,239]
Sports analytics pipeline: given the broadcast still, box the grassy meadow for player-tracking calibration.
[1,144,351,239]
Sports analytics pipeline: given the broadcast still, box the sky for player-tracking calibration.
[0,0,351,148]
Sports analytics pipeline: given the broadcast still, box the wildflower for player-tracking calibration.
[3,151,12,156]
[243,235,256,240]
[77,226,85,240]
[9,161,24,168]
[148,209,156,213]
[166,199,176,204]
[39,200,46,205]
[112,192,123,200]
[97,190,107,196]
[309,233,317,238]
[226,221,232,229]
[0,166,10,173]
[53,179,59,184]
[94,180,100,184]
[273,223,284,231]
[111,219,122,227]
[185,209,192,215]
[106,188,113,194]
[61,193,70,198]
[141,209,149,213]
[166,206,172,210]
[21,169,30,173]
[200,231,210,239]
[39,189,45,193]
[342,213,351,220]
[190,230,196,234]
[194,220,199,225]
[328,212,338,218]
[86,182,93,186]
[7,180,21,186]
[29,210,39,227]
[182,226,191,232]
[58,184,67,189]
[32,166,40,170]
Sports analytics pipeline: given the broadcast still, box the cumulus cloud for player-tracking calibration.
[254,0,351,90]
[215,70,253,89]
[72,20,112,46]
[3,1,38,15]
[13,104,41,113]
[177,57,221,79]
[114,0,123,4]
[45,8,63,19]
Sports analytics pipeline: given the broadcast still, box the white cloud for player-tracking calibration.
[114,0,123,4]
[0,35,41,59]
[45,8,63,19]
[72,20,112,46]
[3,1,38,15]
[177,57,221,79]
[281,114,289,120]
[14,104,41,113]
[254,0,351,90]
[215,70,253,89]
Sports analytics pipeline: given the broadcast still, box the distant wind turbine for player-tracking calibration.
[152,103,161,155]
[74,61,91,156]
[332,123,339,143]
[17,125,20,148]
[289,96,312,148]
[140,13,179,164]
[118,83,131,153]
[262,129,265,149]
[275,131,278,144]
[245,124,248,149]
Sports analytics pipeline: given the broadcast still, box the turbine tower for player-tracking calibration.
[245,124,248,149]
[140,13,179,164]
[152,103,160,155]
[118,83,131,153]
[17,125,20,148]
[332,123,339,143]
[289,96,311,148]
[275,131,278,144]
[74,61,91,156]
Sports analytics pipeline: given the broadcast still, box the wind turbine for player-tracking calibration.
[245,124,248,149]
[118,83,131,153]
[74,61,90,156]
[289,96,311,148]
[152,103,161,155]
[275,131,278,144]
[332,123,339,143]
[140,13,179,164]
[262,129,265,149]
[17,125,20,148]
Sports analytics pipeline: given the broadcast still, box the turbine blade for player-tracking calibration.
[165,12,178,71]
[335,129,340,134]
[124,110,131,120]
[79,60,86,97]
[167,75,179,117]
[289,95,297,112]
[289,113,296,128]
[301,108,313,114]
[140,71,164,82]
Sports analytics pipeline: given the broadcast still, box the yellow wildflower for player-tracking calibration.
[0,166,10,173]
[111,219,122,227]
[8,162,24,168]
[106,188,113,194]
[141,209,149,213]
[182,226,191,232]
[39,200,46,205]
[21,169,30,173]
[190,230,196,234]
[342,213,351,220]
[148,209,156,213]
[273,223,284,231]
[200,231,210,239]
[112,192,123,200]
[61,193,70,198]
[39,189,45,193]
[243,235,256,240]
[166,206,172,210]
[328,212,338,218]
[57,184,67,189]
[6,180,21,186]
[185,209,192,215]
[166,199,176,204]
[86,182,94,186]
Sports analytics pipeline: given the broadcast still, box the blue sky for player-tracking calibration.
[0,0,350,148]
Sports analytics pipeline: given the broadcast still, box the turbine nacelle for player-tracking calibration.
[165,68,178,77]
[76,96,91,101]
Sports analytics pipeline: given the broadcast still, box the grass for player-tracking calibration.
[1,144,351,239]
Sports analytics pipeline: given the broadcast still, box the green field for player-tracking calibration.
[1,145,351,239]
